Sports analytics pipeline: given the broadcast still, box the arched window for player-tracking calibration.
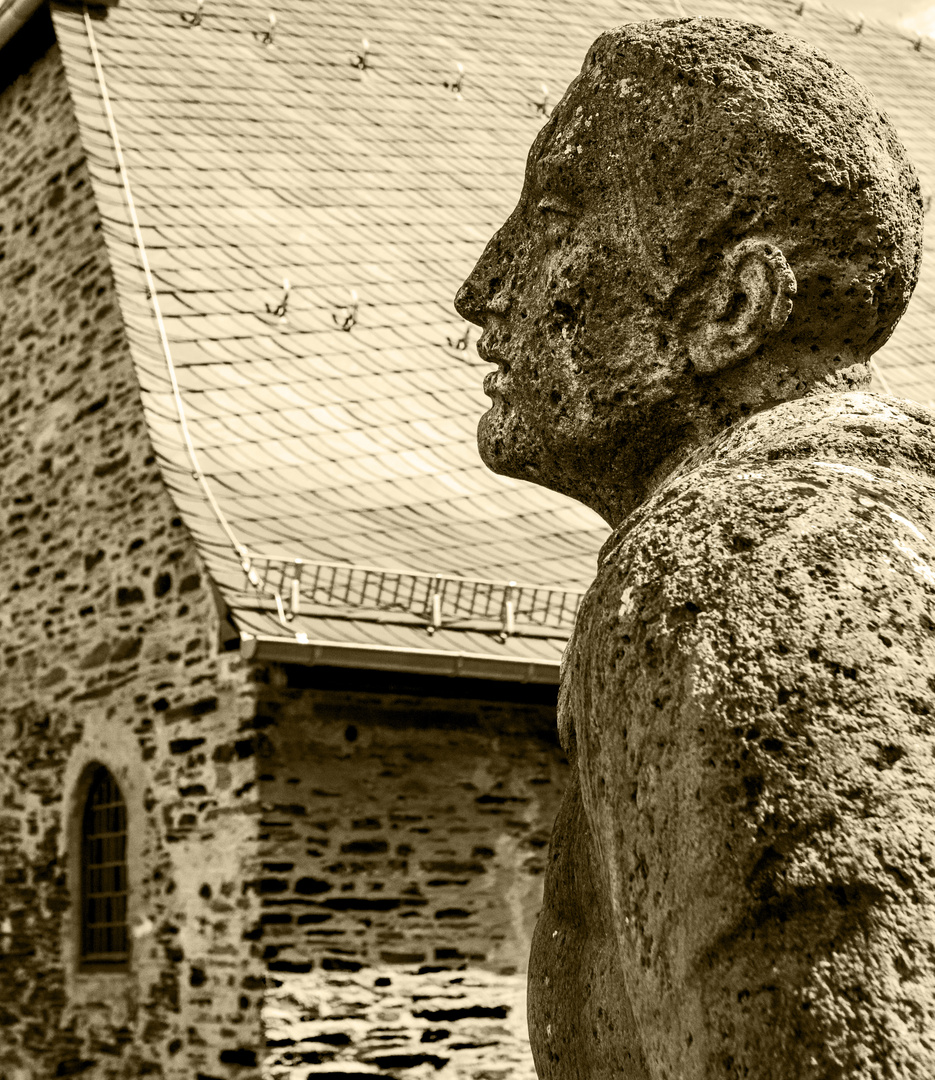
[81,766,129,966]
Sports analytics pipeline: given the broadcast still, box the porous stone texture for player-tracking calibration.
[455,18,924,525]
[547,392,935,1078]
[455,15,935,1080]
[245,667,567,1079]
[0,23,264,1080]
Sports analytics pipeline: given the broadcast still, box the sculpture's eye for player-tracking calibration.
[537,198,571,217]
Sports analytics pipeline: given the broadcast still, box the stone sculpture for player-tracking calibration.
[456,17,935,1078]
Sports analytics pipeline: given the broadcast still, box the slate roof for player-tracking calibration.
[47,0,935,667]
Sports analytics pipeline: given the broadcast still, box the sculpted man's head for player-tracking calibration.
[455,17,924,525]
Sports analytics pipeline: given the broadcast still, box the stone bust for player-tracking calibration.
[456,17,935,1078]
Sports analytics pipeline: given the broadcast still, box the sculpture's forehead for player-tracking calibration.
[548,75,611,143]
[529,77,620,195]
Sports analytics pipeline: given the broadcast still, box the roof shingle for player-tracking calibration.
[49,0,935,662]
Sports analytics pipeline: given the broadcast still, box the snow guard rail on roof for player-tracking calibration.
[240,559,585,640]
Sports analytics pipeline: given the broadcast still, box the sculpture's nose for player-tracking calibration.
[454,273,484,325]
[455,223,514,327]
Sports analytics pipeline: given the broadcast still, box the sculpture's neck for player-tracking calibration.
[569,354,873,530]
[599,386,918,550]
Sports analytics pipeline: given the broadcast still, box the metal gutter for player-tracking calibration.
[240,635,562,685]
[231,599,571,640]
[0,0,44,49]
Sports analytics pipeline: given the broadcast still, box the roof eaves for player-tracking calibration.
[0,0,43,49]
[241,633,561,684]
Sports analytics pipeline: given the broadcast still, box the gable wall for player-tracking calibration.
[0,16,264,1080]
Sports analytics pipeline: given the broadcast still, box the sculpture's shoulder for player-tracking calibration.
[559,392,935,752]
[600,389,935,589]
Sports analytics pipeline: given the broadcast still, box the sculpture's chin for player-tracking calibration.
[477,402,528,479]
[477,403,548,487]
[476,407,511,475]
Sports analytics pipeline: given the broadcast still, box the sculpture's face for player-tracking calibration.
[455,71,675,504]
[455,21,922,519]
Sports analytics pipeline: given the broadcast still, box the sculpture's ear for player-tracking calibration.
[686,239,796,375]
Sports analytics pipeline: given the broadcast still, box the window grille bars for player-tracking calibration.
[81,767,129,965]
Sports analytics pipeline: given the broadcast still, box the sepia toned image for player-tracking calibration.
[2,0,935,1078]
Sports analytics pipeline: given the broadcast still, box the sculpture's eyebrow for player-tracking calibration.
[533,151,580,205]
[534,152,564,187]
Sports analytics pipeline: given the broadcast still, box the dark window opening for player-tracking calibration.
[81,766,129,966]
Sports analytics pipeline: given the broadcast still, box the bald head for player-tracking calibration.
[581,18,922,355]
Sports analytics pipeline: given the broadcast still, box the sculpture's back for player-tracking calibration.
[455,16,934,1078]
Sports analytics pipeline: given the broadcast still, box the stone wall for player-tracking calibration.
[0,14,262,1079]
[0,14,569,1080]
[248,666,568,1080]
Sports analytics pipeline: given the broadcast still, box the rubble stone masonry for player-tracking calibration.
[250,667,568,1080]
[0,17,263,1080]
[0,13,569,1080]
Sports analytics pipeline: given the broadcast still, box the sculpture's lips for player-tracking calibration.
[481,360,510,399]
[477,339,510,398]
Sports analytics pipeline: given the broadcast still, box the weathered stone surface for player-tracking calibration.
[456,17,923,526]
[247,666,567,1078]
[557,392,935,1076]
[456,16,935,1079]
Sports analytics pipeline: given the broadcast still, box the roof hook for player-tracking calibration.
[254,11,276,46]
[353,38,370,71]
[426,574,444,635]
[266,277,290,320]
[497,582,517,643]
[289,561,303,619]
[795,0,805,13]
[444,62,464,97]
[447,326,471,351]
[914,31,924,50]
[181,0,203,27]
[854,12,865,32]
[531,83,551,117]
[333,289,359,332]
[239,546,260,589]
